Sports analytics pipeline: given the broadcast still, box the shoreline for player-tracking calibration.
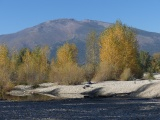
[6,79,160,101]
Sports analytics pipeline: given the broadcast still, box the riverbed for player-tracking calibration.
[1,98,160,120]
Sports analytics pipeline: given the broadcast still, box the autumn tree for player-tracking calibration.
[18,46,49,85]
[99,21,142,80]
[50,43,85,85]
[56,43,78,65]
[139,51,151,73]
[49,58,56,82]
[17,48,28,65]
[32,46,49,83]
[85,31,99,82]
[10,51,19,82]
[17,49,32,84]
[151,52,160,73]
[86,31,99,64]
[0,45,13,97]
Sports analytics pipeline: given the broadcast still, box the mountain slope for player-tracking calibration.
[0,19,160,63]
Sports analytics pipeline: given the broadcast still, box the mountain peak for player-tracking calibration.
[0,18,160,63]
[46,18,77,23]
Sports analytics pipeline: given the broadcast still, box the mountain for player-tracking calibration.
[0,19,160,63]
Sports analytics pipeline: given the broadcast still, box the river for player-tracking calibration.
[0,97,160,120]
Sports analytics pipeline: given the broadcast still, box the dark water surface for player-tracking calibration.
[1,98,160,120]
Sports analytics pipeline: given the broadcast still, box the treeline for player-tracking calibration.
[139,51,160,75]
[0,21,160,96]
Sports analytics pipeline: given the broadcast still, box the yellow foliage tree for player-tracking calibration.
[18,49,33,84]
[18,46,49,84]
[56,43,78,65]
[0,45,9,67]
[49,43,85,85]
[99,21,141,79]
[151,52,160,72]
[0,45,13,97]
[32,46,49,82]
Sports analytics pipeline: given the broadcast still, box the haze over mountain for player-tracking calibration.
[0,19,160,63]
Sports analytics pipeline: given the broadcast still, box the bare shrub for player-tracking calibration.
[83,63,96,82]
[93,62,116,82]
[49,63,85,85]
[120,68,132,81]
[0,78,14,98]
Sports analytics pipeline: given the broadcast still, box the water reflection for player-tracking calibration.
[2,93,57,101]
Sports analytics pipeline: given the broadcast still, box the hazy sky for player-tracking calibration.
[0,0,160,35]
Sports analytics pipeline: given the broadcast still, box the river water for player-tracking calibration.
[0,97,160,120]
